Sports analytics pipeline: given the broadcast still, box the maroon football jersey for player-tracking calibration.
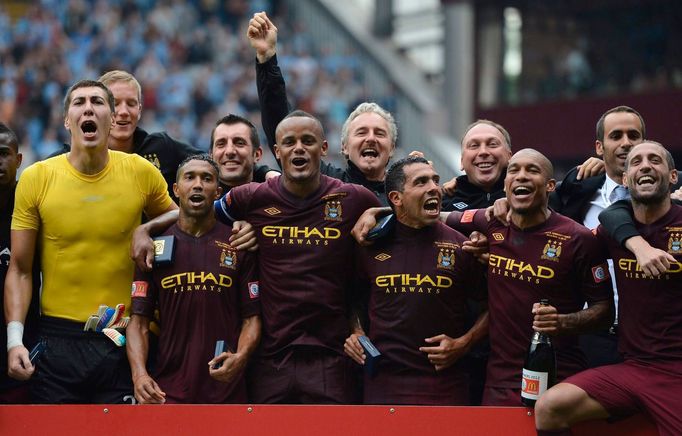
[447,209,613,389]
[223,175,381,356]
[131,221,260,403]
[357,221,486,377]
[598,204,682,365]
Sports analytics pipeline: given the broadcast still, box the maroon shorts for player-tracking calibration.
[247,347,355,404]
[364,369,469,405]
[566,360,682,436]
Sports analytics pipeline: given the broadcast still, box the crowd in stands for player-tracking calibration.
[0,0,392,165]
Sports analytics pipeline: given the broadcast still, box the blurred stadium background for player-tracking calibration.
[1,0,680,179]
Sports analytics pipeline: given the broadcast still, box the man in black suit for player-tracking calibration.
[549,105,645,368]
[549,106,645,223]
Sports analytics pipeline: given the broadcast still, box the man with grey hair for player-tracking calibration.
[247,12,395,205]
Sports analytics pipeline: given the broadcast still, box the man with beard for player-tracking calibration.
[126,155,261,404]
[247,12,395,205]
[344,156,488,405]
[353,149,613,406]
[535,141,682,436]
[5,80,176,403]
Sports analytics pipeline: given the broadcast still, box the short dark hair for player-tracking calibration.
[63,79,115,115]
[277,110,325,140]
[385,155,431,199]
[0,122,20,151]
[596,106,646,142]
[176,154,221,182]
[209,114,261,153]
[461,119,512,150]
[624,140,675,171]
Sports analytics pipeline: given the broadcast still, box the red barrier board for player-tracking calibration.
[0,405,657,435]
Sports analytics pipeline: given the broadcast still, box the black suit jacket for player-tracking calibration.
[549,167,605,223]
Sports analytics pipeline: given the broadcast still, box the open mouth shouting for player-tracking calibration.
[360,148,379,159]
[291,156,308,170]
[81,120,98,140]
[423,197,441,217]
[187,192,206,207]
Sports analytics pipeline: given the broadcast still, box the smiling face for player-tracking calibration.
[275,116,328,186]
[390,162,442,229]
[504,149,555,217]
[461,122,512,191]
[210,122,262,187]
[342,112,394,181]
[173,159,222,219]
[624,142,677,205]
[63,86,114,151]
[107,80,141,146]
[596,111,644,182]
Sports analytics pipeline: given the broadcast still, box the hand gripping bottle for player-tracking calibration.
[521,299,557,407]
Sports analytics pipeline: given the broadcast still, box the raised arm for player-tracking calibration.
[248,12,290,163]
[5,229,38,380]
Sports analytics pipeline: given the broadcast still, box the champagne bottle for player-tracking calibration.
[521,299,557,407]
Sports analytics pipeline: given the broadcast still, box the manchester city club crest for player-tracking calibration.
[220,248,237,269]
[541,240,562,262]
[668,232,682,254]
[437,247,455,270]
[324,200,343,221]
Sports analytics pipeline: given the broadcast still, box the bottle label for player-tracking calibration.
[521,368,549,400]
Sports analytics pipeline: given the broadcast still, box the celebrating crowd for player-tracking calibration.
[1,7,681,436]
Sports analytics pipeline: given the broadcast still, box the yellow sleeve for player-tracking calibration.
[11,163,44,231]
[134,155,174,217]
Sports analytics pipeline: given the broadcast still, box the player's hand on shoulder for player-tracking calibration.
[441,176,458,197]
[131,225,156,272]
[576,157,605,180]
[671,186,682,202]
[463,231,489,264]
[352,207,385,246]
[264,170,280,180]
[230,220,258,252]
[486,197,511,226]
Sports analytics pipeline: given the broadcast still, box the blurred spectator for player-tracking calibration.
[0,0,393,168]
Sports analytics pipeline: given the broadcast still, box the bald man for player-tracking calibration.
[351,148,613,406]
